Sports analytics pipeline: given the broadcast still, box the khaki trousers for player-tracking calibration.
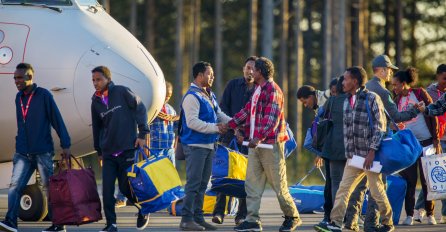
[330,164,393,227]
[245,142,299,222]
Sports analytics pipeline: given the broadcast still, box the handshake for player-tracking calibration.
[216,123,229,134]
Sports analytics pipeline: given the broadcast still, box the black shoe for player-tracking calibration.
[279,216,301,232]
[180,221,205,231]
[42,225,66,232]
[234,214,246,226]
[136,212,150,230]
[0,220,17,232]
[196,220,218,231]
[100,224,118,232]
[314,222,342,232]
[376,224,394,232]
[212,214,224,224]
[234,221,262,232]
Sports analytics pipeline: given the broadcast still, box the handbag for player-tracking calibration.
[49,155,102,225]
[365,95,422,174]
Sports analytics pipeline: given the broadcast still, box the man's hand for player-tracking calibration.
[217,123,228,134]
[134,138,146,148]
[314,156,323,168]
[234,129,244,144]
[434,140,442,154]
[248,138,260,148]
[363,150,376,170]
[61,148,71,159]
[414,102,426,112]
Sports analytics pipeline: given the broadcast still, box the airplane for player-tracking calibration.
[0,0,166,221]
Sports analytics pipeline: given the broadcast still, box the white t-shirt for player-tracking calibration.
[398,91,431,141]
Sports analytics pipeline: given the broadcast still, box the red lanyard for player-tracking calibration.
[20,91,35,123]
[349,95,355,108]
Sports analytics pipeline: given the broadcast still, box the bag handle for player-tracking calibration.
[296,166,326,185]
[365,94,399,132]
[56,154,84,174]
[134,145,161,163]
[229,138,239,151]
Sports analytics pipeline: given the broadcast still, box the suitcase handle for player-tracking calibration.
[296,166,326,185]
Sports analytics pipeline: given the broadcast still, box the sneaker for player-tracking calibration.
[376,224,394,232]
[42,225,66,232]
[136,212,150,230]
[414,209,425,223]
[212,214,224,224]
[115,199,127,208]
[440,215,446,224]
[427,215,437,225]
[314,221,342,232]
[344,225,360,232]
[196,220,217,230]
[180,221,205,231]
[234,221,262,232]
[234,214,246,226]
[100,224,118,232]
[279,216,301,232]
[402,216,413,225]
[0,220,17,232]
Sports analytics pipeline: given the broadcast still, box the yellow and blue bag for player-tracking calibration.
[127,146,182,214]
[168,190,234,216]
[211,140,248,198]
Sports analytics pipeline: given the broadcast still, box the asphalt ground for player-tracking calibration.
[1,190,446,232]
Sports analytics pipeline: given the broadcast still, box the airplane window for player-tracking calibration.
[2,0,72,5]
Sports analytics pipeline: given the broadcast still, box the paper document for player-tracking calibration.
[347,155,382,173]
[242,141,273,149]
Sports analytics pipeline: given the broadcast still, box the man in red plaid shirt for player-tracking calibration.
[229,57,301,232]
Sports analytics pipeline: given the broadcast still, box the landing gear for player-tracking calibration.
[18,184,48,221]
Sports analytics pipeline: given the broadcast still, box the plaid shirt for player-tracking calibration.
[344,88,386,159]
[149,103,177,149]
[426,90,446,117]
[228,80,288,144]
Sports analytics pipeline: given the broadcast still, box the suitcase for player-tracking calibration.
[49,155,102,225]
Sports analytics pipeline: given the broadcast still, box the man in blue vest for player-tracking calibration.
[179,61,231,231]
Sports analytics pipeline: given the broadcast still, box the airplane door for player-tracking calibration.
[0,23,30,162]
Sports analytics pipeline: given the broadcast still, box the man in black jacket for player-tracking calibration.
[90,66,149,232]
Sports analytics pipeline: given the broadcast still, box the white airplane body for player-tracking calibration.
[0,0,165,220]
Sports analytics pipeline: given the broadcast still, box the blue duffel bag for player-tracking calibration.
[361,175,407,225]
[365,95,422,174]
[289,166,326,213]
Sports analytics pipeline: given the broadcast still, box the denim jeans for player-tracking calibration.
[182,145,214,223]
[5,152,54,226]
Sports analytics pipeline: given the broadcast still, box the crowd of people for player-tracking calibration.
[299,56,446,232]
[1,55,446,232]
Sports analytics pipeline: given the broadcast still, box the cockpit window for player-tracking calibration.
[1,0,72,5]
[76,0,98,6]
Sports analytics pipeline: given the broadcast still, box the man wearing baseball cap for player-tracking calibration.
[346,55,420,232]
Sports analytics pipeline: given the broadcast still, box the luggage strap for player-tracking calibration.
[296,166,326,185]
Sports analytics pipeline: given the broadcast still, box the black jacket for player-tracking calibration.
[91,82,148,156]
[321,94,347,161]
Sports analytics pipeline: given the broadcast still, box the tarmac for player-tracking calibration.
[1,190,446,231]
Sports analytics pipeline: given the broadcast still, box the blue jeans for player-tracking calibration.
[6,152,54,226]
[181,145,214,223]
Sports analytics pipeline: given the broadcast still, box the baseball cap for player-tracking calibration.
[372,55,398,70]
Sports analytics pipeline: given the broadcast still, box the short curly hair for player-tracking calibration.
[255,57,274,80]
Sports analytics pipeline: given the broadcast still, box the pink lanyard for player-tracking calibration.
[20,91,35,123]
[349,96,355,108]
[398,90,412,111]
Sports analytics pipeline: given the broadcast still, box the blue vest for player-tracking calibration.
[180,87,219,145]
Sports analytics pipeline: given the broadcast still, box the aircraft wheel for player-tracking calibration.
[18,184,48,221]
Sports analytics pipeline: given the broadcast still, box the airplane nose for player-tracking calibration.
[73,44,165,126]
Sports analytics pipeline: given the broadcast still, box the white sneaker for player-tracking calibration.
[439,216,446,224]
[402,216,413,225]
[427,215,437,225]
[414,209,426,223]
